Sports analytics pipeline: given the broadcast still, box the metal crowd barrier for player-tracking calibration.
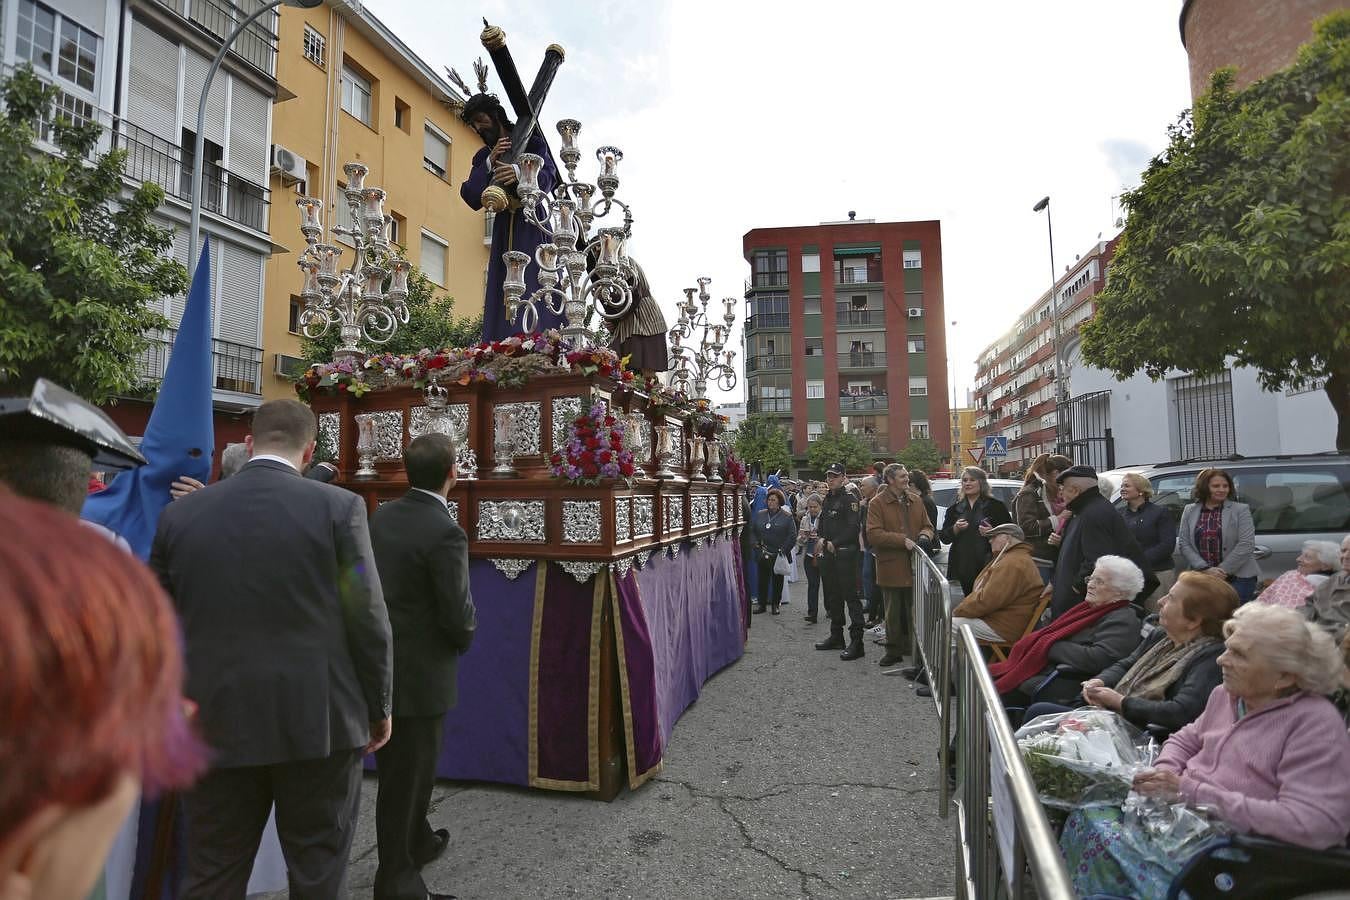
[951,624,1074,899]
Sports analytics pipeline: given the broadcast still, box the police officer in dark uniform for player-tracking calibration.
[814,462,866,660]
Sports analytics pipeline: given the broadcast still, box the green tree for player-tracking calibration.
[0,67,186,402]
[897,438,943,474]
[806,426,872,474]
[300,266,482,364]
[733,413,792,477]
[1079,12,1350,450]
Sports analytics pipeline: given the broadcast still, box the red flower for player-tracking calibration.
[426,356,447,370]
[598,450,613,464]
[585,436,600,450]
[582,461,599,476]
[604,415,616,427]
[619,461,635,476]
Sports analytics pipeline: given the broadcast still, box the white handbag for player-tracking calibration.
[773,553,792,576]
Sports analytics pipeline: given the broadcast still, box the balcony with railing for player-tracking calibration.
[744,312,790,331]
[839,351,886,369]
[137,328,264,398]
[750,271,788,288]
[115,120,270,232]
[839,391,889,412]
[747,397,793,414]
[151,0,280,78]
[835,308,878,327]
[745,354,791,373]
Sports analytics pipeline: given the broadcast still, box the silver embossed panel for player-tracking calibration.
[664,495,684,533]
[447,499,460,521]
[691,495,713,528]
[633,496,654,538]
[477,500,546,543]
[495,401,542,456]
[551,396,583,452]
[317,412,341,462]
[614,497,632,543]
[371,410,404,460]
[669,423,684,466]
[410,403,470,440]
[562,499,602,543]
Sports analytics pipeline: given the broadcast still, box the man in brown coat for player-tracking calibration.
[867,463,936,668]
[950,523,1045,643]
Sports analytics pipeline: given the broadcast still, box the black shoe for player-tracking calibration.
[803,615,817,623]
[916,683,933,698]
[753,604,767,614]
[414,828,450,866]
[771,605,780,615]
[429,894,458,900]
[898,665,924,681]
[878,652,904,667]
[839,641,865,661]
[814,635,845,651]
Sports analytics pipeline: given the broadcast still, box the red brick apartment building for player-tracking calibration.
[742,217,948,474]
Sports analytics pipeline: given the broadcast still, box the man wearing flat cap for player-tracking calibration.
[949,523,1046,645]
[1050,465,1156,619]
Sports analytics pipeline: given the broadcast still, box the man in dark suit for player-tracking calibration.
[369,432,476,900]
[1050,465,1157,619]
[150,399,392,898]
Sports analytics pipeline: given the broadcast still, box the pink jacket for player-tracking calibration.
[1156,686,1350,849]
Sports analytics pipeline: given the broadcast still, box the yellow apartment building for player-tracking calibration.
[261,1,489,399]
[950,406,979,469]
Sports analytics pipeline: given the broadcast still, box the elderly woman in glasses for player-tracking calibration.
[1060,602,1350,898]
[1258,540,1341,608]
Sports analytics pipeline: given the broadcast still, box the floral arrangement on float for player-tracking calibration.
[549,401,637,483]
[688,397,731,438]
[294,330,636,401]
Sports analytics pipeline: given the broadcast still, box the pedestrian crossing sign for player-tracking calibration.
[984,435,1009,457]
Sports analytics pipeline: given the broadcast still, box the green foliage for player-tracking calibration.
[897,438,943,474]
[1079,12,1350,450]
[0,66,185,403]
[733,413,792,476]
[300,265,482,365]
[806,426,872,475]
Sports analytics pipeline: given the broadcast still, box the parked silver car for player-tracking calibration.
[926,478,1024,572]
[1106,454,1350,581]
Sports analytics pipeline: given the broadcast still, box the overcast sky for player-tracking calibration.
[367,0,1194,406]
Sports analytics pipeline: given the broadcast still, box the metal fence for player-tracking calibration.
[1171,371,1236,459]
[153,0,279,77]
[951,625,1074,899]
[1058,389,1115,471]
[136,328,264,396]
[909,550,1075,899]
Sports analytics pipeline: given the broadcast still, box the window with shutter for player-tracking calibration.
[217,241,261,347]
[423,125,449,178]
[127,21,178,142]
[420,231,447,286]
[341,64,373,126]
[228,81,268,185]
[183,47,227,147]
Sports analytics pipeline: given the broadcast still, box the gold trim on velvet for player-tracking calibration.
[528,562,603,792]
[608,569,664,789]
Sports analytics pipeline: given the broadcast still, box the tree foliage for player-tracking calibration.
[1079,12,1350,450]
[733,413,792,478]
[300,265,482,365]
[897,438,943,474]
[805,426,872,475]
[0,67,186,402]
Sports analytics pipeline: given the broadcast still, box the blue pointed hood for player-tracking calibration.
[83,239,215,559]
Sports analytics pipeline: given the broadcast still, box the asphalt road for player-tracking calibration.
[264,575,955,899]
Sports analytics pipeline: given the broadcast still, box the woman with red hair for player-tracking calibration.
[0,492,205,900]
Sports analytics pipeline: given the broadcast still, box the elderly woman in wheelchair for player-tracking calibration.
[1060,603,1350,898]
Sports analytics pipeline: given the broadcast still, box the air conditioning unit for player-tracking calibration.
[274,353,306,378]
[907,307,923,318]
[270,144,306,183]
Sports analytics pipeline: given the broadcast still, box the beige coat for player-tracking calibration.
[867,487,935,589]
[951,541,1045,642]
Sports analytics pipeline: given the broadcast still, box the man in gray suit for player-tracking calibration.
[369,433,476,900]
[151,399,392,898]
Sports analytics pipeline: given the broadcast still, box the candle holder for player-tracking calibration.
[706,439,724,483]
[653,424,678,480]
[490,407,518,478]
[354,414,378,480]
[295,162,410,364]
[626,412,648,478]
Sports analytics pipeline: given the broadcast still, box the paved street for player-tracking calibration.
[266,576,954,899]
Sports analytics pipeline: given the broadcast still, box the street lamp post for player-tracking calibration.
[188,0,322,272]
[949,318,960,468]
[1033,196,1063,455]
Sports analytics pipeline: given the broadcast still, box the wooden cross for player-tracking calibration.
[479,19,565,165]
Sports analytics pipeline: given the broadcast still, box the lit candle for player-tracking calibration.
[388,261,410,296]
[299,260,320,295]
[296,196,322,229]
[318,245,340,276]
[503,250,529,290]
[361,187,385,221]
[556,118,581,152]
[343,162,367,192]
[598,229,622,267]
[596,146,622,177]
[536,243,558,271]
[518,153,543,195]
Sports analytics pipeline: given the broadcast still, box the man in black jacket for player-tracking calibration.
[1050,465,1157,619]
[369,433,477,900]
[151,399,392,898]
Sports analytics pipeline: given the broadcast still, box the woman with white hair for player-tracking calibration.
[1258,540,1340,608]
[990,555,1144,708]
[1060,603,1350,897]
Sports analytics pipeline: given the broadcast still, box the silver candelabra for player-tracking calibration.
[668,277,737,400]
[490,119,637,343]
[296,163,410,363]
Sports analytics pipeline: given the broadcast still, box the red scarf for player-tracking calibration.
[988,598,1129,694]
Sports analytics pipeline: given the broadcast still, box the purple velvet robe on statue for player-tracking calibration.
[460,129,564,342]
